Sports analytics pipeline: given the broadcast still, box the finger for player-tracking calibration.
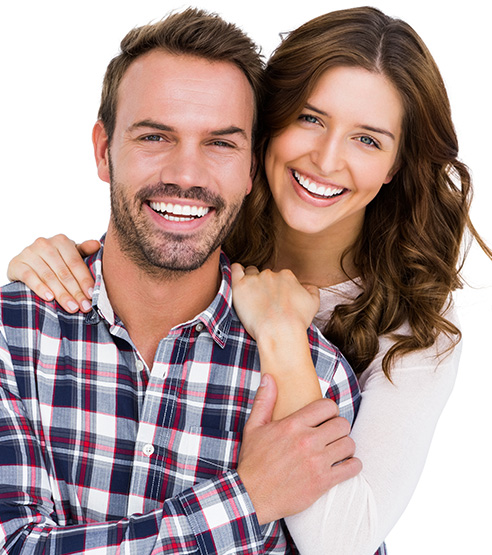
[32,254,90,313]
[76,239,101,257]
[291,398,340,428]
[323,435,357,466]
[318,415,352,445]
[9,255,81,312]
[7,261,56,302]
[244,265,260,276]
[56,241,96,303]
[230,263,245,286]
[328,455,362,484]
[245,374,278,430]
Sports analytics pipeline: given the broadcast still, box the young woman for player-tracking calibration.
[8,7,491,554]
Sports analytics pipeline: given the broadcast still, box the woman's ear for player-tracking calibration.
[92,120,110,183]
[383,162,400,184]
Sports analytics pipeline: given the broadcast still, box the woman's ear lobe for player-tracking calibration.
[383,163,400,184]
[93,120,110,183]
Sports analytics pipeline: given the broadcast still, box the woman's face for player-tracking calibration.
[265,66,403,241]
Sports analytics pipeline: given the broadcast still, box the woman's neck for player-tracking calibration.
[270,214,360,288]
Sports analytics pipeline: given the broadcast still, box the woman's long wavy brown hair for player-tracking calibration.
[225,6,491,378]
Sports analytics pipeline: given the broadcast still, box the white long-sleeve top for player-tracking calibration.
[285,279,461,555]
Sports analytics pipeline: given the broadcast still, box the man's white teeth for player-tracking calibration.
[149,201,210,221]
[293,170,344,198]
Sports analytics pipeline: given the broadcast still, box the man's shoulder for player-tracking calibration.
[307,323,343,367]
[0,281,78,331]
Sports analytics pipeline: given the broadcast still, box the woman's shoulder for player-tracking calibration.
[316,282,461,391]
[360,299,461,392]
[314,278,363,328]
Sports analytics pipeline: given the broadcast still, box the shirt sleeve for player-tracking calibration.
[0,329,264,555]
[285,309,461,555]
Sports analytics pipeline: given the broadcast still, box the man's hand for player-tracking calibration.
[237,375,362,525]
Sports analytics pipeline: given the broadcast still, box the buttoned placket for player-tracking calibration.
[126,323,206,515]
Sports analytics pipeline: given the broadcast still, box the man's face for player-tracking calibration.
[94,51,255,275]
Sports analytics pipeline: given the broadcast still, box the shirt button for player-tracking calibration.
[195,322,205,333]
[135,360,144,372]
[143,443,154,457]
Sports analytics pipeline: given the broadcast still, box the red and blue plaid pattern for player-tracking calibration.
[0,248,361,554]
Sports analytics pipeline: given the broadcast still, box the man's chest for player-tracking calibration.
[22,330,261,522]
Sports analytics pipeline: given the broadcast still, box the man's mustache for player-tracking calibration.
[136,182,226,211]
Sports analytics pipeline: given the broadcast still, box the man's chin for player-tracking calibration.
[131,243,220,278]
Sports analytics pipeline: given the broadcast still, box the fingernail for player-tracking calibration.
[260,374,269,387]
[45,291,54,301]
[82,300,92,311]
[87,287,94,299]
[67,301,78,312]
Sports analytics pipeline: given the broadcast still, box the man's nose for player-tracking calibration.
[160,141,209,190]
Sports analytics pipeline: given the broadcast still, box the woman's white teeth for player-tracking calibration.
[149,201,210,221]
[293,170,344,198]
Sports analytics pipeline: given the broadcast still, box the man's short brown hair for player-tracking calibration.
[98,8,264,145]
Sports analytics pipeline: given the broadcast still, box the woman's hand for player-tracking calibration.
[7,235,99,313]
[231,263,320,340]
[231,263,323,419]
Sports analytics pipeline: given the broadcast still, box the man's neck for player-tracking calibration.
[101,232,222,367]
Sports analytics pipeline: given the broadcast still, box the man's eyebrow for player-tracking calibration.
[128,120,175,133]
[127,121,248,140]
[210,126,248,141]
[304,103,396,141]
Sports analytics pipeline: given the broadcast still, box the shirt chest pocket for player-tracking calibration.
[179,426,243,488]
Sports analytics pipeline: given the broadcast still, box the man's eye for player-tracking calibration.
[142,135,163,142]
[211,140,234,148]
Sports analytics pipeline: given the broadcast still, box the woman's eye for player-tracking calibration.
[359,136,380,148]
[299,114,319,125]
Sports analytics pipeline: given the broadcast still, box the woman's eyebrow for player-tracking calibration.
[359,124,396,141]
[305,103,396,141]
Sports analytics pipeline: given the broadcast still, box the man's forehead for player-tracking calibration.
[116,50,255,134]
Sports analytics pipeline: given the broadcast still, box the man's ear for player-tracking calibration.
[93,120,110,183]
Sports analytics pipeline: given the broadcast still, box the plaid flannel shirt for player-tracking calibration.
[0,248,361,554]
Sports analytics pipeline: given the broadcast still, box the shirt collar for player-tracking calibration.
[85,241,233,348]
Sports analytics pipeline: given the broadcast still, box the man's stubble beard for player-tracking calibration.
[108,157,245,279]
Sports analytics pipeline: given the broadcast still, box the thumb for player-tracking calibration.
[247,374,277,429]
[77,240,101,257]
[230,262,245,287]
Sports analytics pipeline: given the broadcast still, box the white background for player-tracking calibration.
[0,1,490,553]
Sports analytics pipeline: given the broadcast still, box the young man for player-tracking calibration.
[0,9,360,554]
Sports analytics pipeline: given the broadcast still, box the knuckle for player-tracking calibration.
[340,436,356,456]
[73,290,87,303]
[39,269,57,284]
[18,267,37,284]
[323,398,340,418]
[32,236,50,249]
[336,416,351,436]
[52,233,72,244]
[282,417,300,438]
[57,267,73,281]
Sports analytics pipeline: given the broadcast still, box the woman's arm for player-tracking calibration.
[286,311,461,555]
[7,235,98,313]
[231,263,323,420]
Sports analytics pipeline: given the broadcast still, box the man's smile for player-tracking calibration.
[148,200,211,222]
